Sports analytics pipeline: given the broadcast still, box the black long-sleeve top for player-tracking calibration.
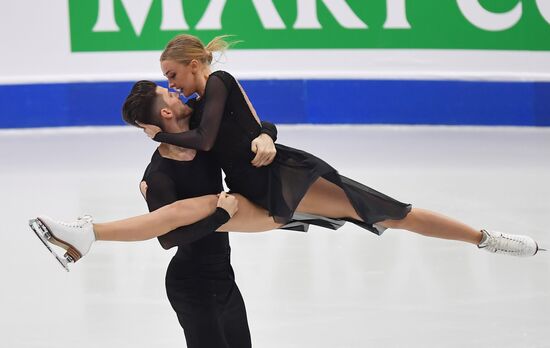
[154,71,273,204]
[142,149,230,258]
[142,114,278,257]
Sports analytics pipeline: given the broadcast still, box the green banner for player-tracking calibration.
[69,0,550,52]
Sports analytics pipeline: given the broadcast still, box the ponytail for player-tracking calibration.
[161,34,241,65]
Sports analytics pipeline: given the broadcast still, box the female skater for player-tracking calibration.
[32,35,541,268]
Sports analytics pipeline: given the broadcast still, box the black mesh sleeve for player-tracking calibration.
[153,75,228,151]
[260,121,277,142]
[143,172,230,250]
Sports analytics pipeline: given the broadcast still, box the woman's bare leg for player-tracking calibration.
[92,177,482,244]
[378,208,482,244]
[93,193,280,241]
[94,195,218,241]
[296,177,483,245]
[218,194,283,232]
[296,177,362,220]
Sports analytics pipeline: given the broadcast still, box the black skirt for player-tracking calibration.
[227,143,412,236]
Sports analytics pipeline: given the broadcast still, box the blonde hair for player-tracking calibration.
[160,34,239,65]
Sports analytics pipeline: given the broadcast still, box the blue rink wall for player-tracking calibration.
[0,79,549,128]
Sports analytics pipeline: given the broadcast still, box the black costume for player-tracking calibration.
[154,70,412,234]
[143,148,251,348]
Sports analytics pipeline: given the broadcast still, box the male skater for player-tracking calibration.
[132,81,281,347]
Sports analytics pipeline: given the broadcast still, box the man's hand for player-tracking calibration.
[251,133,276,167]
[136,121,162,139]
[216,191,239,217]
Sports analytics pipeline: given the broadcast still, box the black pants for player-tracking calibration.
[165,256,252,348]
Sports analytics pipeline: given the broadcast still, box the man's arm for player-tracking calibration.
[144,171,231,250]
[144,175,281,234]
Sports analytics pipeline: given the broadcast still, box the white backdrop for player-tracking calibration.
[1,1,550,84]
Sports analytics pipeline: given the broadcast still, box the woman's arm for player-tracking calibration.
[250,120,278,167]
[260,121,277,142]
[153,75,229,151]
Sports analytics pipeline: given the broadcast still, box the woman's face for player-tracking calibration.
[161,59,196,97]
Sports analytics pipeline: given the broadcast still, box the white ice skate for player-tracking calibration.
[477,229,542,257]
[29,215,95,272]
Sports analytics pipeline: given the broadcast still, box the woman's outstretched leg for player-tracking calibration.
[376,208,482,244]
[295,177,539,256]
[94,195,218,241]
[378,210,539,256]
[29,195,220,267]
[297,177,481,243]
[30,192,282,269]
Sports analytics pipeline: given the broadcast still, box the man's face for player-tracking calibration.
[155,86,192,120]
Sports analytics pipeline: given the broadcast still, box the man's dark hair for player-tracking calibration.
[122,80,163,127]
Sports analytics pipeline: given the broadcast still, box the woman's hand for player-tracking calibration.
[136,121,162,139]
[216,191,239,217]
[251,133,277,167]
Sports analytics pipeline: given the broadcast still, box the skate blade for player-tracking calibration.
[29,218,70,272]
[536,241,547,254]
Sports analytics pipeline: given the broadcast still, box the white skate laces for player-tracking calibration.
[52,215,93,229]
[477,229,539,257]
[29,215,95,272]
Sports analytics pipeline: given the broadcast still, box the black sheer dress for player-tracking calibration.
[155,70,411,235]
